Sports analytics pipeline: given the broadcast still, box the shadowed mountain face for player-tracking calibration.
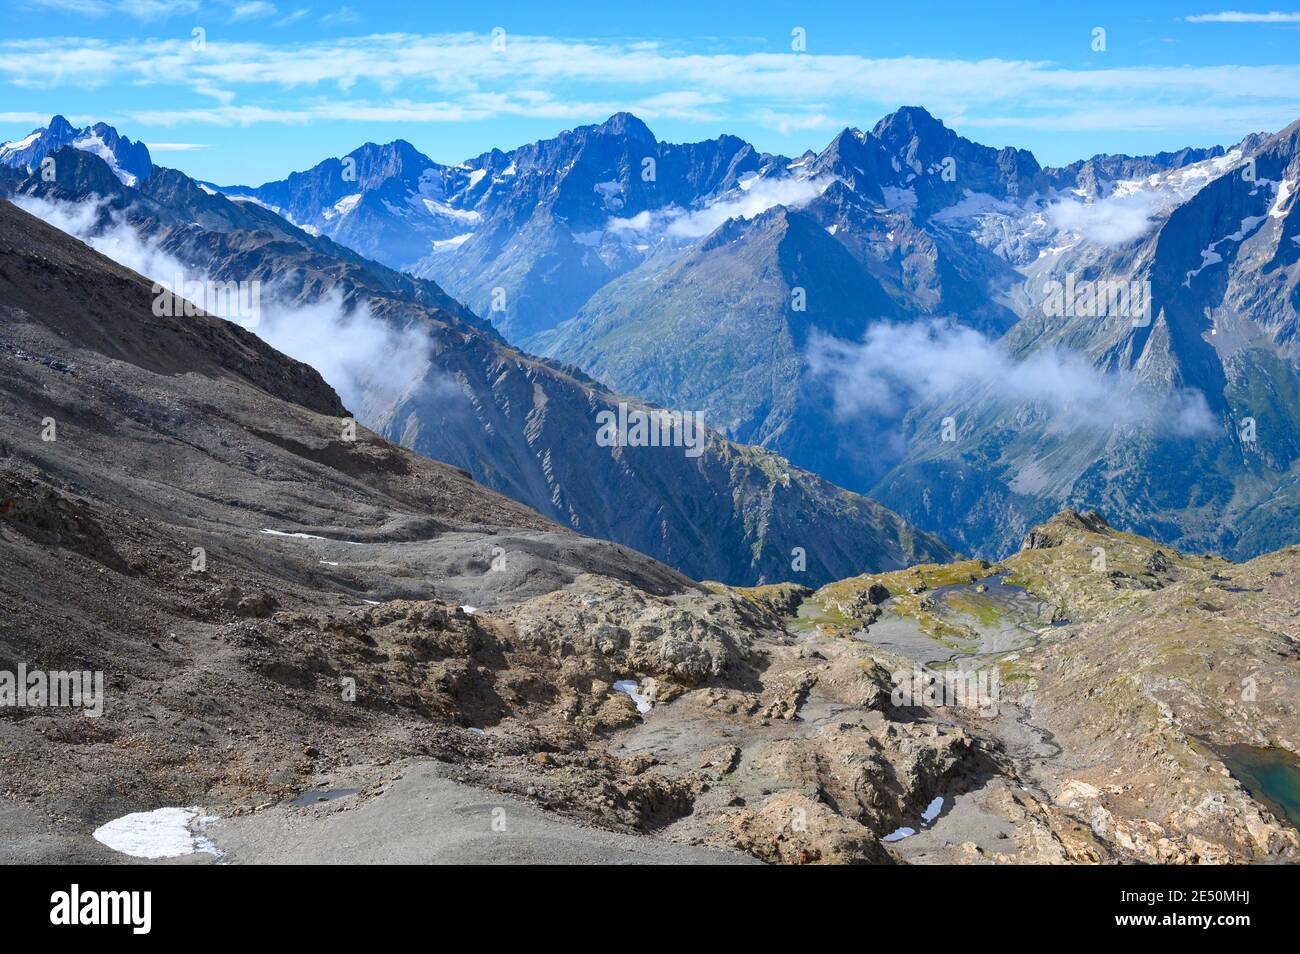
[1,141,952,587]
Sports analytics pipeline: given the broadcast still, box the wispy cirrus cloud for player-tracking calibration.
[961,103,1300,137]
[144,141,209,151]
[126,91,723,128]
[1184,11,1300,23]
[319,6,359,26]
[274,7,308,27]
[2,34,1297,114]
[227,1,278,22]
[31,0,198,16]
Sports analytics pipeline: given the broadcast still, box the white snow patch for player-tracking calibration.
[460,605,479,615]
[0,131,40,154]
[71,133,138,187]
[260,528,361,545]
[261,528,326,541]
[613,679,652,714]
[229,194,282,215]
[1270,179,1296,220]
[881,795,944,842]
[1184,213,1267,285]
[322,193,362,220]
[430,232,472,252]
[93,807,221,859]
[921,796,944,823]
[417,166,446,199]
[930,190,1021,223]
[417,197,481,222]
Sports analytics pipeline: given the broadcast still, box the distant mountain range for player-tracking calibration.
[0,127,952,586]
[5,105,1300,565]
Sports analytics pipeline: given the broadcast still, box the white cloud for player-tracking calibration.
[0,33,1296,142]
[31,0,198,16]
[0,111,88,125]
[752,108,846,136]
[228,1,277,22]
[1046,191,1169,245]
[126,91,725,129]
[253,291,430,417]
[15,194,192,282]
[608,175,833,240]
[144,141,209,151]
[319,6,360,25]
[807,319,1215,437]
[12,193,430,415]
[962,103,1300,134]
[1185,11,1300,23]
[274,7,308,26]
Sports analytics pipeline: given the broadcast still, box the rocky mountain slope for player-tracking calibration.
[1,137,951,586]
[5,196,1297,863]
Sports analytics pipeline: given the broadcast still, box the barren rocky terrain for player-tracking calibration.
[3,197,1298,865]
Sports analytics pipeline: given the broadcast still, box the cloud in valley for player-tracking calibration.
[13,194,431,416]
[1045,190,1170,246]
[608,175,833,240]
[807,319,1215,437]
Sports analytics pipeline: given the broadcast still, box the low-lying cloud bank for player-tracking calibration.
[1045,189,1167,246]
[13,194,430,415]
[807,319,1215,437]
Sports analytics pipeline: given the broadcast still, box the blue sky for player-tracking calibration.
[3,0,1299,183]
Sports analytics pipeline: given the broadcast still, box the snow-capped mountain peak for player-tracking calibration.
[0,116,152,187]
